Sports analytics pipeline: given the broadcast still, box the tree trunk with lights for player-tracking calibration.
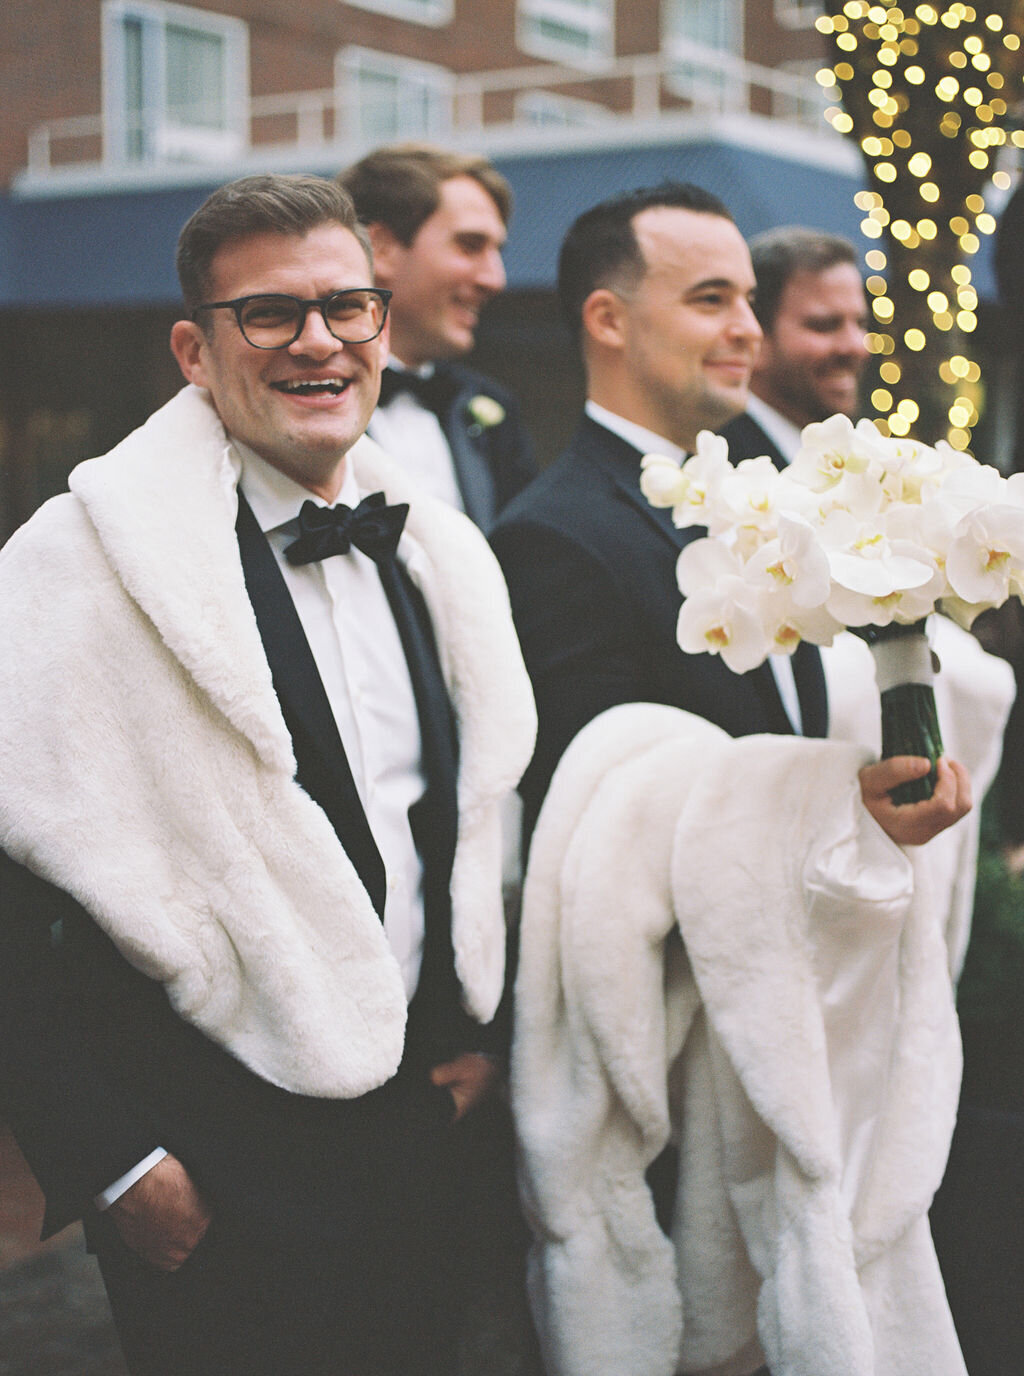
[821,0,1024,448]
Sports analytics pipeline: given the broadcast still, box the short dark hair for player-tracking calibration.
[747,227,860,334]
[557,181,734,337]
[176,174,372,315]
[339,143,512,246]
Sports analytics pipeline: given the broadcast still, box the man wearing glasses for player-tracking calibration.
[0,174,534,1376]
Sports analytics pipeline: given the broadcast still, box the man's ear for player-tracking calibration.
[366,222,404,287]
[170,319,209,387]
[581,288,627,351]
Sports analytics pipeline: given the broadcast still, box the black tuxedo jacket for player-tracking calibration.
[719,409,789,470]
[0,503,478,1248]
[378,363,537,531]
[491,416,828,834]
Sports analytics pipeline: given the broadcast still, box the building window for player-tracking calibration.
[336,49,453,142]
[772,59,830,125]
[103,0,248,162]
[515,90,613,127]
[663,0,743,108]
[517,0,615,69]
[773,0,823,28]
[344,0,453,24]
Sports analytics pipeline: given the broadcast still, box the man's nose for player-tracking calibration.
[842,320,870,359]
[730,298,762,345]
[288,306,341,357]
[476,247,506,296]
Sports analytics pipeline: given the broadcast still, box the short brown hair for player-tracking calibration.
[747,227,861,334]
[176,173,372,314]
[339,143,512,246]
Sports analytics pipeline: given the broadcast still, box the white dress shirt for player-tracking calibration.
[367,356,465,511]
[744,392,804,464]
[585,400,804,734]
[237,441,427,999]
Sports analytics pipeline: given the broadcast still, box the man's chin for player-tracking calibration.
[706,388,750,430]
[818,390,859,420]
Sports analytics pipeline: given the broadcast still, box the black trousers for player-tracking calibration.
[96,1184,466,1376]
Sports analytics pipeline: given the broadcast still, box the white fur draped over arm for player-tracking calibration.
[512,702,967,1376]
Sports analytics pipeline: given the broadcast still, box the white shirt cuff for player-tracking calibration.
[94,1147,168,1210]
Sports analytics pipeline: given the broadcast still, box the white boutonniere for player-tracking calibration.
[466,395,506,435]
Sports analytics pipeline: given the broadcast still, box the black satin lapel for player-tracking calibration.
[376,558,459,894]
[235,494,338,750]
[792,640,829,739]
[442,392,497,530]
[583,426,692,553]
[234,493,387,915]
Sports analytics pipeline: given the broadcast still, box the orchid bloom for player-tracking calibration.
[640,439,730,531]
[744,513,831,609]
[676,586,770,674]
[719,455,787,553]
[639,453,688,509]
[946,504,1024,606]
[675,538,770,672]
[820,509,935,595]
[788,414,875,493]
[764,598,844,653]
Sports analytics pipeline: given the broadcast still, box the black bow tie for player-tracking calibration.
[377,365,456,417]
[284,492,409,567]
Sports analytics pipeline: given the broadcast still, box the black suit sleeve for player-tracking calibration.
[492,518,654,837]
[0,851,160,1236]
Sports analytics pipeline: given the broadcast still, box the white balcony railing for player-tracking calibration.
[21,42,838,183]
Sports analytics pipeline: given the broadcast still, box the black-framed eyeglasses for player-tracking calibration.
[192,289,392,349]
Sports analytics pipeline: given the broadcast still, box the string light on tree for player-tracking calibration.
[816,0,1024,447]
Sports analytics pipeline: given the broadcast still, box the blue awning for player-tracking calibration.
[0,136,998,308]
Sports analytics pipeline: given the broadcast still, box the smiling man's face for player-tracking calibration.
[611,207,762,449]
[752,261,869,426]
[370,174,507,368]
[170,222,387,502]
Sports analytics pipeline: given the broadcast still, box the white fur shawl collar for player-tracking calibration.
[0,385,535,1097]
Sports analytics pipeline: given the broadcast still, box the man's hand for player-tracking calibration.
[859,755,972,847]
[107,1153,211,1272]
[430,1052,502,1121]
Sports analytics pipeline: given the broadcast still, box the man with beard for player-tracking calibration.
[720,226,869,466]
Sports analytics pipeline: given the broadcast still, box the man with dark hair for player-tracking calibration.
[720,225,870,466]
[495,184,972,1376]
[491,181,836,835]
[0,173,535,1376]
[339,143,536,529]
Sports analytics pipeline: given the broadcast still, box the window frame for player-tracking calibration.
[661,0,745,110]
[517,0,616,70]
[102,0,249,164]
[343,0,453,25]
[514,89,614,128]
[771,58,831,125]
[335,46,454,143]
[773,0,824,30]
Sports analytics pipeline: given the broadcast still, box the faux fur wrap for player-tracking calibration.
[513,704,969,1376]
[0,385,536,1098]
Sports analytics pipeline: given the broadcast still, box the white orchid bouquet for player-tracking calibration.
[641,414,1024,802]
